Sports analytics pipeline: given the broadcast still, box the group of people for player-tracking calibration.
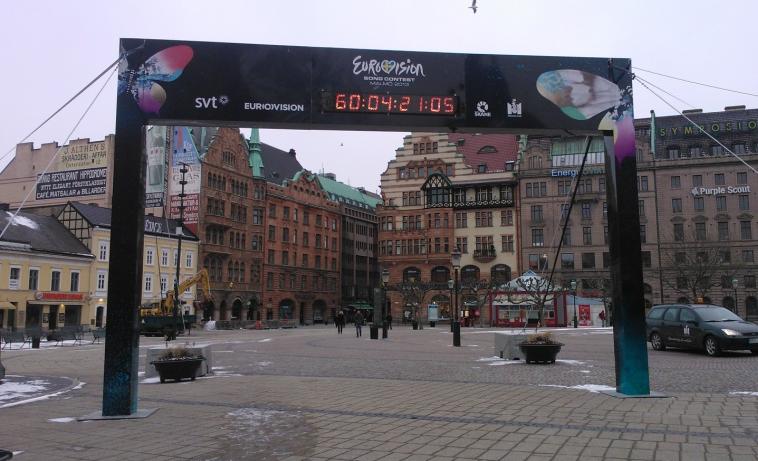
[333,310,393,337]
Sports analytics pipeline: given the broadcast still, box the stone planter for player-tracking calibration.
[151,358,204,383]
[494,333,528,360]
[519,343,563,364]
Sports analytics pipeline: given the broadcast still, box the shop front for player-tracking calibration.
[27,292,87,330]
[0,301,18,329]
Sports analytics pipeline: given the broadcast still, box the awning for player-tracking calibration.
[0,301,17,309]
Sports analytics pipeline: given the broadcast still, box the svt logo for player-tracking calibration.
[194,95,229,109]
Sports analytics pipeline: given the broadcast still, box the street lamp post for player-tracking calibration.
[448,279,454,332]
[732,276,738,314]
[172,162,188,339]
[381,269,390,339]
[451,247,462,347]
[570,279,578,328]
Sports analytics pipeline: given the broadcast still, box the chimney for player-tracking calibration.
[724,105,746,111]
[288,149,296,157]
[324,172,336,180]
[682,109,703,114]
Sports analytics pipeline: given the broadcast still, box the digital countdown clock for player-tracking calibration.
[321,91,457,115]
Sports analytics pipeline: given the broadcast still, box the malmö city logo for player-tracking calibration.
[507,98,522,118]
[474,100,491,118]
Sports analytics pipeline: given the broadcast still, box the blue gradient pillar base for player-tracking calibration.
[598,390,668,399]
[78,408,158,421]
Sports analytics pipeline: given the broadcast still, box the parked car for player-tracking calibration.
[646,304,758,356]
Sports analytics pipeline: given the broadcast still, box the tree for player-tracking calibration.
[658,232,740,303]
[504,273,558,331]
[460,278,498,327]
[394,278,436,329]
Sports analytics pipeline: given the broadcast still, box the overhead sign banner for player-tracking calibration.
[117,38,632,135]
[35,141,108,200]
[145,126,167,207]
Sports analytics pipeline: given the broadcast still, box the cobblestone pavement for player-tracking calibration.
[1,325,757,460]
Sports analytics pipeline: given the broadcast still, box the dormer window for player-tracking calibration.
[478,145,497,154]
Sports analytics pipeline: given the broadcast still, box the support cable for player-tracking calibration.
[635,75,758,177]
[0,68,117,241]
[633,66,758,98]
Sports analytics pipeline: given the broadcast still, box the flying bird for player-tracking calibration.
[469,0,477,14]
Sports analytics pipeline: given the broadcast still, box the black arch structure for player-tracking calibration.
[105,38,647,416]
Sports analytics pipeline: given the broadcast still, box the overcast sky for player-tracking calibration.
[2,0,757,192]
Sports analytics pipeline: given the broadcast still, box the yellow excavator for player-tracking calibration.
[139,269,213,336]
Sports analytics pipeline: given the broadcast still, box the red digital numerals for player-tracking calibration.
[333,93,454,115]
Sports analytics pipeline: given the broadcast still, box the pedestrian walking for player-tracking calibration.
[354,310,364,337]
[336,310,345,334]
[386,312,393,330]
[599,309,606,327]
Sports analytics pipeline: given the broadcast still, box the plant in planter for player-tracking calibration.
[519,332,564,364]
[150,346,205,383]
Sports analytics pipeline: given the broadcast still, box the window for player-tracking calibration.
[253,208,264,225]
[561,253,575,269]
[282,251,289,266]
[302,254,308,268]
[693,196,704,211]
[564,227,572,246]
[528,254,548,271]
[97,271,107,291]
[578,178,592,194]
[672,198,682,213]
[282,227,290,242]
[581,203,591,219]
[583,227,592,245]
[742,250,754,263]
[715,173,725,185]
[745,275,756,288]
[268,225,276,241]
[638,200,645,217]
[186,251,193,268]
[501,235,514,252]
[475,211,493,227]
[267,249,275,264]
[692,175,702,187]
[717,221,729,240]
[733,143,747,154]
[638,176,648,192]
[582,252,595,269]
[174,249,179,267]
[719,250,730,264]
[689,146,702,157]
[667,147,680,159]
[144,273,153,293]
[49,270,61,291]
[640,225,647,243]
[146,248,154,265]
[640,251,653,267]
[560,204,570,219]
[716,195,727,212]
[456,237,468,254]
[501,210,513,226]
[161,248,169,266]
[531,228,544,247]
[741,221,752,240]
[739,194,750,211]
[675,252,686,264]
[98,241,109,261]
[603,252,610,268]
[160,274,168,295]
[695,222,706,240]
[710,145,723,156]
[722,275,733,289]
[737,172,748,185]
[70,272,80,292]
[531,205,543,223]
[671,176,681,189]
[674,223,684,241]
[269,204,276,217]
[9,267,20,290]
[28,268,38,290]
[557,179,571,195]
[454,212,467,228]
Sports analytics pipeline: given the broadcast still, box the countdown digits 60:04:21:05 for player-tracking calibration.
[323,92,457,115]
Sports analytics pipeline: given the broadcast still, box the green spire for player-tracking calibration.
[247,128,264,178]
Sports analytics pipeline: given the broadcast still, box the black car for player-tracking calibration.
[646,304,758,356]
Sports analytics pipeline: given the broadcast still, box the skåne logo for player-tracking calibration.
[475,100,491,118]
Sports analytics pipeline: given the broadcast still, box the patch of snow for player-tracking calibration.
[471,366,481,369]
[0,379,51,402]
[556,359,586,365]
[539,384,615,393]
[48,417,76,423]
[228,408,284,427]
[212,366,227,370]
[466,344,480,347]
[204,320,217,331]
[138,371,145,376]
[258,338,272,343]
[730,391,758,396]
[580,370,591,374]
[6,212,39,230]
[140,377,161,384]
[215,350,234,353]
[256,361,272,367]
[72,382,86,390]
[477,356,506,362]
[488,360,521,366]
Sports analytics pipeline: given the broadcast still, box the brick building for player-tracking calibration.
[262,171,342,324]
[378,133,519,326]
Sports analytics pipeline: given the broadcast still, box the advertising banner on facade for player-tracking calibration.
[145,126,167,208]
[168,127,201,233]
[35,141,108,200]
[579,304,592,326]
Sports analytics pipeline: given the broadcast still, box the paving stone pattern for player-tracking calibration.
[0,326,757,460]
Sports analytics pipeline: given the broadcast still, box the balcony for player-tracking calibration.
[473,248,497,263]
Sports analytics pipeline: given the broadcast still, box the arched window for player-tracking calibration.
[431,266,450,284]
[491,264,511,285]
[461,265,480,284]
[403,267,422,283]
[745,296,758,320]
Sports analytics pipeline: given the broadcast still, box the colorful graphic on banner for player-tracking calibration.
[145,126,167,208]
[168,127,201,233]
[578,304,592,327]
[35,141,108,200]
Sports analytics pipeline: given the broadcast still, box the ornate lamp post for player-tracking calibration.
[172,162,188,338]
[732,276,738,314]
[381,268,390,339]
[448,279,454,332]
[451,247,462,347]
[570,279,578,328]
